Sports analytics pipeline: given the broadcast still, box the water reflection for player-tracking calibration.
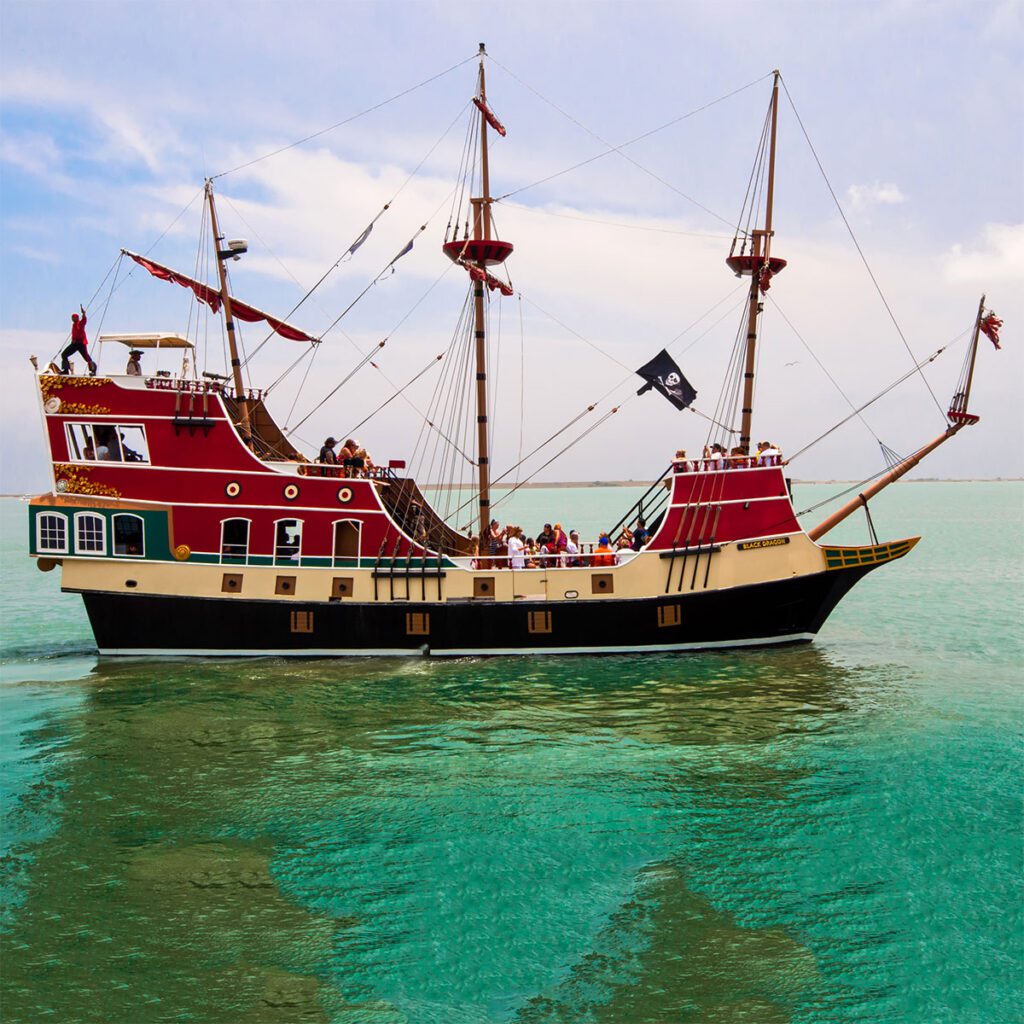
[2,647,884,1023]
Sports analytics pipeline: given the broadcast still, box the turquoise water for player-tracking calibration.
[1,485,1021,1022]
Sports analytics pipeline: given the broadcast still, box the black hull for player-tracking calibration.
[75,566,876,656]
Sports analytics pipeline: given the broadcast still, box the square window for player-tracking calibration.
[290,611,314,634]
[527,611,552,634]
[406,612,430,636]
[657,604,681,628]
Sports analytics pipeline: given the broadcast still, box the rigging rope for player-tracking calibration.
[778,74,948,424]
[786,328,970,463]
[488,56,772,228]
[230,100,471,364]
[212,53,479,179]
[501,201,733,239]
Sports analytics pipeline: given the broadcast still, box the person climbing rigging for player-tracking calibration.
[61,306,97,376]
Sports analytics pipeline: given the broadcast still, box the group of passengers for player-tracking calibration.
[318,436,375,476]
[473,516,650,569]
[673,440,783,472]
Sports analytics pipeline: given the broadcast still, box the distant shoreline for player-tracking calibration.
[1,479,1021,499]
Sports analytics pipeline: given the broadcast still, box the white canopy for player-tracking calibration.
[99,333,195,350]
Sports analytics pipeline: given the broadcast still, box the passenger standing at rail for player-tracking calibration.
[507,526,525,569]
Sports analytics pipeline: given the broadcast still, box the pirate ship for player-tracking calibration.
[27,48,1000,656]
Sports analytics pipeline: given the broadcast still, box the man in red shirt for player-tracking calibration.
[60,305,97,375]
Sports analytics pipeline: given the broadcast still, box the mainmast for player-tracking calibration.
[441,43,514,544]
[473,44,493,544]
[205,179,250,439]
[728,70,785,455]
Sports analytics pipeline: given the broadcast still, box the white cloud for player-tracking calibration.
[944,223,1024,285]
[846,182,906,208]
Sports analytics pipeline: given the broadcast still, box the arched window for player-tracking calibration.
[36,512,68,553]
[74,512,106,555]
[274,519,302,564]
[112,513,145,557]
[332,520,361,565]
[221,519,250,564]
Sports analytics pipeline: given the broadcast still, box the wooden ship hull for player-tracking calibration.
[28,374,919,657]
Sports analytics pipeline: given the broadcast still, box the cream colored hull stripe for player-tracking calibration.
[96,632,816,657]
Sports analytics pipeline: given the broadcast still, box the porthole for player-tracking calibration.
[225,481,242,498]
[337,487,353,504]
[564,590,579,599]
[284,483,300,501]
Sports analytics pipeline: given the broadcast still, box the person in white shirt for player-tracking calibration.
[566,530,581,567]
[506,526,525,569]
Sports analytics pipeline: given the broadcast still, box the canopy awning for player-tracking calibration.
[122,250,318,344]
[99,333,195,350]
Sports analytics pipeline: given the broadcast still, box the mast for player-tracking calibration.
[810,296,989,542]
[737,70,781,455]
[807,422,965,541]
[472,42,492,543]
[205,179,250,438]
[959,294,986,412]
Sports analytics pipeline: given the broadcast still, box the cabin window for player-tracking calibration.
[74,512,106,555]
[333,520,360,564]
[274,520,302,564]
[37,513,68,553]
[112,513,145,557]
[220,518,250,564]
[118,426,150,463]
[64,423,150,464]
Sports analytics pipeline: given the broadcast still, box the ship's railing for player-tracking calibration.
[605,464,673,546]
[673,454,783,472]
[447,548,640,571]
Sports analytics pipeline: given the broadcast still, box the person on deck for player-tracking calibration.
[537,523,554,551]
[566,529,581,567]
[82,437,96,461]
[631,517,649,550]
[338,439,357,475]
[593,534,616,567]
[126,350,143,376]
[551,523,569,567]
[507,526,525,570]
[319,437,338,464]
[61,306,97,376]
[487,519,505,564]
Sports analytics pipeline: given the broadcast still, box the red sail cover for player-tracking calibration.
[124,250,317,343]
[465,262,513,296]
[473,98,507,137]
[126,252,223,314]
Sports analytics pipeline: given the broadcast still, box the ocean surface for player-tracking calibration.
[0,484,1020,1023]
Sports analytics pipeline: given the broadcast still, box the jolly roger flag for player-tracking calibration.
[635,349,697,411]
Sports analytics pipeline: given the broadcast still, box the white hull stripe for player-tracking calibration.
[96,632,816,658]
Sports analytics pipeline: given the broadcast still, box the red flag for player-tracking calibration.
[980,313,1003,350]
[473,97,507,137]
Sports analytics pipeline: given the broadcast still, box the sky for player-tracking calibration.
[1,0,1021,497]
